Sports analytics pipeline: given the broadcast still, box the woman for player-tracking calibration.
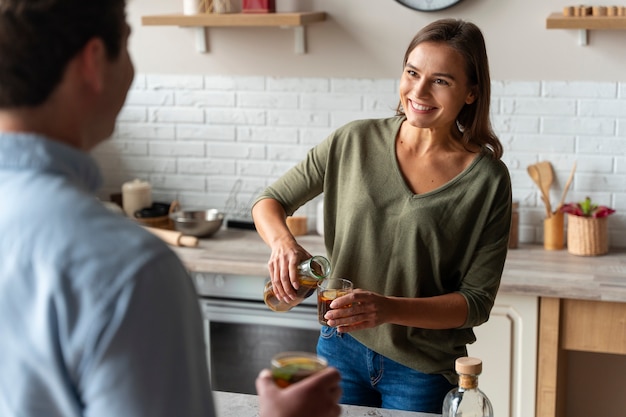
[252,19,511,414]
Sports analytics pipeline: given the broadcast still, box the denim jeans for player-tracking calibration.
[317,326,455,414]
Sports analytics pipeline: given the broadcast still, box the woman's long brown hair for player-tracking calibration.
[396,19,503,159]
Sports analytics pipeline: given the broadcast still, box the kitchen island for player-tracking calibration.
[172,228,626,417]
[213,391,438,417]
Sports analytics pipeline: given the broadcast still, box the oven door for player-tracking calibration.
[200,297,322,395]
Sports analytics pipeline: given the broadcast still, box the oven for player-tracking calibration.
[192,272,322,395]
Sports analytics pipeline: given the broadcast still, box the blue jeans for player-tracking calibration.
[317,326,455,414]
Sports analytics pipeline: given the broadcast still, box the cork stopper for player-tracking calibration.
[455,357,483,375]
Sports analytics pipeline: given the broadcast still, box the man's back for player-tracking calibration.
[0,133,215,416]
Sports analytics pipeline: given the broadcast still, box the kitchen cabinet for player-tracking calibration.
[536,297,626,417]
[546,13,626,45]
[468,294,538,417]
[141,12,326,53]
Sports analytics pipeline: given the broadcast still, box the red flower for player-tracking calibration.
[560,197,615,218]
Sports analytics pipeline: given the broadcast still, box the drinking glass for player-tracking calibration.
[270,351,328,388]
[317,278,353,326]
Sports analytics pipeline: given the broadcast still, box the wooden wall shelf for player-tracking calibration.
[141,12,327,54]
[546,13,626,45]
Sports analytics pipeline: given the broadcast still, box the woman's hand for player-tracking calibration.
[324,289,469,331]
[323,289,392,332]
[256,367,342,417]
[267,241,311,302]
[252,198,312,302]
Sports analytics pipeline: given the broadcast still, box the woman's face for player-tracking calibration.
[399,41,476,132]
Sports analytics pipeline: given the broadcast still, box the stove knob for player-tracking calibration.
[214,274,225,288]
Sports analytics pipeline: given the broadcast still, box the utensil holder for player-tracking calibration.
[566,214,608,256]
[543,211,564,250]
[286,216,308,236]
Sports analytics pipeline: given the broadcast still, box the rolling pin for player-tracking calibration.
[142,226,199,247]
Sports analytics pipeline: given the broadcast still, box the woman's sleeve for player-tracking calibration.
[457,161,512,329]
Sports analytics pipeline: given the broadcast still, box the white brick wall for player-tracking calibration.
[92,76,626,248]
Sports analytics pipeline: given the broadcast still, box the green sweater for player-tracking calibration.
[255,116,512,383]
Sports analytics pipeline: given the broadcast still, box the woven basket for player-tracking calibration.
[566,214,608,256]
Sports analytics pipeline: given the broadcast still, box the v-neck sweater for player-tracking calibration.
[255,116,512,383]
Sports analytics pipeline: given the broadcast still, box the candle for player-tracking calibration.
[183,0,200,15]
[122,179,152,218]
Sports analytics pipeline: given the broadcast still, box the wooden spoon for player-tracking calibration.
[527,164,552,218]
[535,161,554,216]
[554,161,577,214]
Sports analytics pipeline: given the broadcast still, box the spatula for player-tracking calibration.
[535,161,554,216]
[527,164,552,218]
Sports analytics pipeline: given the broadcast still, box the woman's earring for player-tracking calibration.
[456,120,465,132]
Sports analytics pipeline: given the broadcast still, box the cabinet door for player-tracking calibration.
[468,294,538,417]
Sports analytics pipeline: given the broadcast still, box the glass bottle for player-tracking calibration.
[263,255,331,312]
[442,357,494,417]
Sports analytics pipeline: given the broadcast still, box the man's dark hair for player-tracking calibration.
[0,0,127,108]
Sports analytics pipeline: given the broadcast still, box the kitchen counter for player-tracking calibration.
[172,228,626,303]
[174,228,626,417]
[213,390,438,417]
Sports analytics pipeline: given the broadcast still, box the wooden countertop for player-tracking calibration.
[172,228,626,303]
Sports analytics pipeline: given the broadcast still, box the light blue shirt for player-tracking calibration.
[0,133,215,416]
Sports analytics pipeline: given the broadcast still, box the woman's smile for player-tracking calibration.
[409,100,436,112]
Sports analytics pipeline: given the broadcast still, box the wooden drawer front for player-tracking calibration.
[561,299,626,354]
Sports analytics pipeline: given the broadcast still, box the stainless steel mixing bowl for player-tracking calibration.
[169,209,224,237]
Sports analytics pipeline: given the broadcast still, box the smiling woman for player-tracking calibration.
[251,18,512,415]
[395,19,501,159]
[399,43,476,141]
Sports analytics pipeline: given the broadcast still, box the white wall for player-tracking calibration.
[94,75,626,249]
[94,0,626,250]
[128,0,626,80]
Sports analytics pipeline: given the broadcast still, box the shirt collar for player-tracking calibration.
[0,132,103,193]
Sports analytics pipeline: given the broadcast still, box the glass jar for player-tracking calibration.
[263,256,331,312]
[121,179,152,218]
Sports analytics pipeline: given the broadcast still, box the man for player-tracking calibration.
[0,1,341,416]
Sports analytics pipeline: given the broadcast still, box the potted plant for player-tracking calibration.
[560,197,615,256]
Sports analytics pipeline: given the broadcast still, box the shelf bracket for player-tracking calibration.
[280,25,306,54]
[294,26,305,54]
[578,29,589,46]
[193,27,208,53]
